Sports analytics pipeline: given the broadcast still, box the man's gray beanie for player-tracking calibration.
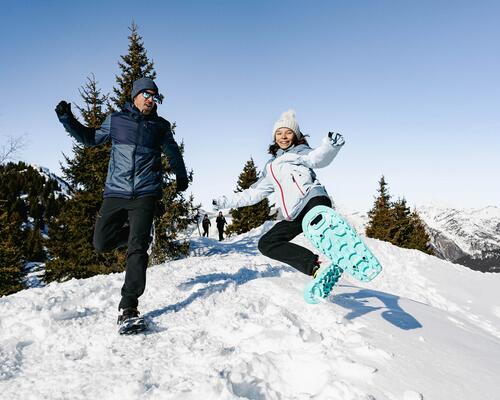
[131,77,159,100]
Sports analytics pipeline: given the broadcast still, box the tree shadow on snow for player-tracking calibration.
[189,235,262,257]
[145,265,291,321]
[332,286,423,330]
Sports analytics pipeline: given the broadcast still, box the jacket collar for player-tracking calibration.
[275,144,295,157]
[123,102,158,120]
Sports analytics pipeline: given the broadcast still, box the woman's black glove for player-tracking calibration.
[328,132,345,147]
[55,101,72,117]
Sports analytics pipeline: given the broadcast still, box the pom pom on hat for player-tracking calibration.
[272,109,302,140]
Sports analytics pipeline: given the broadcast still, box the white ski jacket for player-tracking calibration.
[215,136,343,220]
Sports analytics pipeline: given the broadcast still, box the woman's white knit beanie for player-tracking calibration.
[272,110,303,140]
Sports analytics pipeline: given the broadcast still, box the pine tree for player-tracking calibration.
[225,158,275,236]
[111,22,156,110]
[63,74,111,193]
[389,198,412,247]
[0,201,24,296]
[407,210,433,254]
[108,23,197,263]
[365,177,433,255]
[0,162,68,290]
[149,140,200,264]
[366,176,395,241]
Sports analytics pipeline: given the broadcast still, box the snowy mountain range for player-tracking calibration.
[1,219,499,399]
[338,204,500,273]
[416,205,500,273]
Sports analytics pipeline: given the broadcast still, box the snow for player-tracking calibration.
[1,220,500,399]
[34,164,72,198]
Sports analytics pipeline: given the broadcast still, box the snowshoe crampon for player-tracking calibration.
[117,308,148,335]
[304,262,344,304]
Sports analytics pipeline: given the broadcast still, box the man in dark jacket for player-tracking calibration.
[55,77,189,330]
[216,211,227,241]
[201,214,211,237]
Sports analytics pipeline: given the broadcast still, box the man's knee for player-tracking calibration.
[93,238,111,253]
[93,231,115,253]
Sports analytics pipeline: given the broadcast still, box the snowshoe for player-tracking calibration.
[117,308,148,335]
[302,206,382,282]
[304,262,344,304]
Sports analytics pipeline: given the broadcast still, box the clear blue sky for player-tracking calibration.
[1,0,499,212]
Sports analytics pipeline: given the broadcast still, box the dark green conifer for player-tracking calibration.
[407,210,433,254]
[389,198,412,247]
[225,158,275,236]
[149,139,200,265]
[0,201,24,296]
[366,176,394,241]
[0,162,68,291]
[111,22,156,110]
[366,176,433,255]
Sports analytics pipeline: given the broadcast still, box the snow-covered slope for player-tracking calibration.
[1,223,500,399]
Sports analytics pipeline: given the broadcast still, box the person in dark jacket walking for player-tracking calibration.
[202,214,211,237]
[55,77,189,329]
[215,211,227,241]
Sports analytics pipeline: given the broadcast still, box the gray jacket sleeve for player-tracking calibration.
[215,167,274,209]
[58,113,111,147]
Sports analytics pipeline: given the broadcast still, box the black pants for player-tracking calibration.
[202,226,209,237]
[217,227,224,241]
[93,196,156,310]
[258,196,332,276]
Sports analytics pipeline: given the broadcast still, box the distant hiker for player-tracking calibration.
[216,211,227,241]
[55,77,189,333]
[202,214,211,237]
[213,110,344,296]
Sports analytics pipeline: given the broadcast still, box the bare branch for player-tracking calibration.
[0,134,28,164]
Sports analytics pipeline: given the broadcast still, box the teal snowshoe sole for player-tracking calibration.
[304,263,344,304]
[302,206,382,283]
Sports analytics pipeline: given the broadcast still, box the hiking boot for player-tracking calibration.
[312,257,322,278]
[117,307,140,325]
[117,307,147,335]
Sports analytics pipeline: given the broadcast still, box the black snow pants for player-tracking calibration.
[202,225,209,237]
[93,196,156,310]
[217,227,224,241]
[258,196,332,276]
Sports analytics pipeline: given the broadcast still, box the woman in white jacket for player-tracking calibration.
[213,110,345,278]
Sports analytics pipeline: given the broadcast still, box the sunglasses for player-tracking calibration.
[141,91,162,104]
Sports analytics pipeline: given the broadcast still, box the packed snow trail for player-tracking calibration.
[1,222,500,399]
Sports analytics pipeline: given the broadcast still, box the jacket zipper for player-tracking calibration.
[131,145,136,199]
[270,163,291,220]
[291,174,305,196]
[131,122,140,199]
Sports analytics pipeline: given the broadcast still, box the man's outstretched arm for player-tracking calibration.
[55,101,110,146]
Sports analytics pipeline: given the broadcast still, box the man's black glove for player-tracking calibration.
[176,175,189,192]
[55,101,72,117]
